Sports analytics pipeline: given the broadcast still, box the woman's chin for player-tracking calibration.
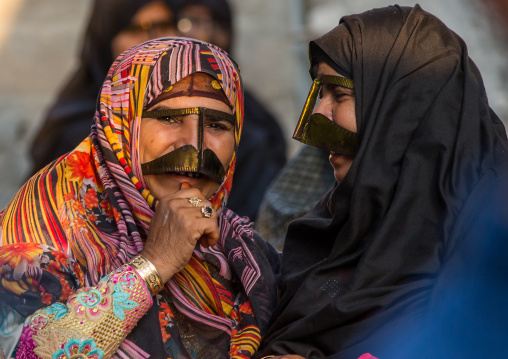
[144,174,180,200]
[329,153,353,183]
[333,168,347,183]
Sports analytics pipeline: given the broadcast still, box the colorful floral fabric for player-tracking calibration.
[22,263,151,358]
[54,338,104,359]
[0,38,279,358]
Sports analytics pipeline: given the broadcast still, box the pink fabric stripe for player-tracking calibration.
[358,354,379,359]
[167,280,232,334]
[111,339,150,359]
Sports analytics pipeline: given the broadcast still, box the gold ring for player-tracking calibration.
[201,204,214,218]
[188,197,202,207]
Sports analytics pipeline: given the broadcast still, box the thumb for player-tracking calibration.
[180,182,191,190]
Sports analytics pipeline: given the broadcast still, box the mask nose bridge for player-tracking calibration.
[172,108,204,153]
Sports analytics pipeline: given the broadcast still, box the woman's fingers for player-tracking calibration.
[141,184,220,284]
[158,198,216,225]
[199,220,220,248]
[165,202,219,248]
[158,182,207,203]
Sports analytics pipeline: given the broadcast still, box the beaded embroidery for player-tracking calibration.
[29,265,153,359]
[53,338,104,359]
[42,302,69,321]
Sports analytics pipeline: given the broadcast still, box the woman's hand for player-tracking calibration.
[140,182,219,283]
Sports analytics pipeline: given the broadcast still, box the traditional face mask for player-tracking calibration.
[293,74,358,156]
[140,107,235,183]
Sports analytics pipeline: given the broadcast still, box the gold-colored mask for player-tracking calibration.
[293,75,358,156]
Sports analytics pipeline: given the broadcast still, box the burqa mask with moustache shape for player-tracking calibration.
[141,72,235,183]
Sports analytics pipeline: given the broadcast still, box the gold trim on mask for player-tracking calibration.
[142,107,235,124]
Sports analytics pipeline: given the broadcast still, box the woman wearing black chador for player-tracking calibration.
[256,4,508,359]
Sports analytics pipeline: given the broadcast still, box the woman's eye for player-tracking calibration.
[321,84,353,102]
[205,117,234,132]
[333,92,347,101]
[158,116,178,123]
[207,122,228,131]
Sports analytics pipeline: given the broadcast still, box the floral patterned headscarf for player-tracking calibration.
[0,38,243,286]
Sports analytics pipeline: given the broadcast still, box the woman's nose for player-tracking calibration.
[174,117,200,149]
[313,96,333,122]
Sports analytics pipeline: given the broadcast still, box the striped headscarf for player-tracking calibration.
[0,38,243,286]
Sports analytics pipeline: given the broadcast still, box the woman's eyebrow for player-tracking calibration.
[147,104,173,112]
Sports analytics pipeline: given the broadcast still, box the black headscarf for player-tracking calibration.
[257,4,508,358]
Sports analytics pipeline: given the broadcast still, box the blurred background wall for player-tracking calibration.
[0,0,507,208]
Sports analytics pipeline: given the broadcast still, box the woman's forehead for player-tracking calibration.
[146,72,231,110]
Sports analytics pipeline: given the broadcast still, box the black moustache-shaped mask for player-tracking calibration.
[140,107,235,183]
[141,145,226,183]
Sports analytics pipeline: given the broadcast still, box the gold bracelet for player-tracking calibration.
[129,255,163,296]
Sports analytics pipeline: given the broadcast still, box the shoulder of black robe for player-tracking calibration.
[226,89,287,220]
[29,0,177,175]
[256,4,508,358]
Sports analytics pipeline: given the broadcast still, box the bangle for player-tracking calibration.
[129,255,163,296]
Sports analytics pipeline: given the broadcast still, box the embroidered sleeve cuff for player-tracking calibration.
[25,263,153,359]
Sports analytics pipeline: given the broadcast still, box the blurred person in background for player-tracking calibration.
[176,0,232,52]
[176,0,287,221]
[30,0,287,221]
[29,0,179,176]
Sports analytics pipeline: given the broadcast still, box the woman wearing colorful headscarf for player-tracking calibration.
[29,0,287,221]
[256,5,508,359]
[0,38,279,358]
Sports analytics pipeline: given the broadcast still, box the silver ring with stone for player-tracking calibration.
[201,204,214,218]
